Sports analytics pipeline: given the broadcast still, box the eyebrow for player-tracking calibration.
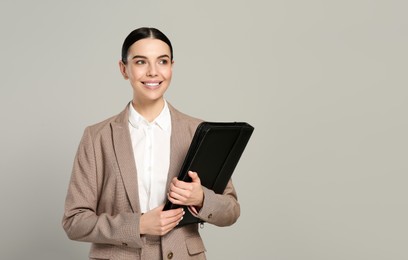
[131,54,170,60]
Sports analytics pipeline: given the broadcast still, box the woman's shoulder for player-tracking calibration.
[84,105,128,136]
[168,103,203,125]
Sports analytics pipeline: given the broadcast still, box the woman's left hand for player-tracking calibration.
[168,171,204,209]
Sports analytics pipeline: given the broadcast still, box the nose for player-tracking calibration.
[146,64,158,77]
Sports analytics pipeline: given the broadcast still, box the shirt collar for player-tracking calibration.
[128,100,171,133]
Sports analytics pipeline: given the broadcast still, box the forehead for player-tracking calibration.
[128,38,171,57]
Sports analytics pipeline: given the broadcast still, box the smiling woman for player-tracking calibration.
[62,27,240,260]
[119,38,173,121]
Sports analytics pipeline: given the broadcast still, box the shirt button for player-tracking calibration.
[167,252,173,259]
[208,213,213,219]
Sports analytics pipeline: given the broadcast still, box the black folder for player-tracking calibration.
[163,121,254,226]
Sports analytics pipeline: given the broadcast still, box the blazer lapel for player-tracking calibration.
[111,107,141,214]
[166,105,192,188]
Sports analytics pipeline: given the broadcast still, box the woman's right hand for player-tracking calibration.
[139,204,184,236]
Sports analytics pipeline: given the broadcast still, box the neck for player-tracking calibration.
[132,98,165,123]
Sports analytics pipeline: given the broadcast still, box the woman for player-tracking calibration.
[62,27,240,260]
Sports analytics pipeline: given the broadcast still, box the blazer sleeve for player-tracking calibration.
[193,179,240,227]
[62,127,143,248]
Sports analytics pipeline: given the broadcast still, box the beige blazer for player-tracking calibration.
[62,103,240,260]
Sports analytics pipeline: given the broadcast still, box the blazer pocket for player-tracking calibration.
[89,243,113,259]
[186,236,206,256]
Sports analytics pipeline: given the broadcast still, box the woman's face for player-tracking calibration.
[120,38,173,105]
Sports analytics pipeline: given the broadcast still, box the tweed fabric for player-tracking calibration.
[62,103,240,260]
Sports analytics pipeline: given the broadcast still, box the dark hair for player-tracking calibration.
[121,27,173,64]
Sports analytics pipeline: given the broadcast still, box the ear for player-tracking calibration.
[118,60,129,79]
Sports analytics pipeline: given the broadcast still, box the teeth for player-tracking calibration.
[145,82,160,87]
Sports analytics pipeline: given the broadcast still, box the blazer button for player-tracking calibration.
[208,213,213,219]
[167,252,173,259]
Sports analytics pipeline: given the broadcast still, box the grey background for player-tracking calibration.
[1,0,407,259]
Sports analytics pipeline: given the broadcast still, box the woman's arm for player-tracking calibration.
[62,127,143,248]
[168,171,240,227]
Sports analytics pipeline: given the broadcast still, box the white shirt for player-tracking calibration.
[128,101,171,213]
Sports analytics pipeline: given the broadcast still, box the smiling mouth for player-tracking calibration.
[142,82,162,89]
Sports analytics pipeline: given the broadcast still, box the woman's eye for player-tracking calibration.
[159,59,168,65]
[135,60,145,65]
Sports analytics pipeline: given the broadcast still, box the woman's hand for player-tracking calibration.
[139,205,184,236]
[168,171,204,210]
